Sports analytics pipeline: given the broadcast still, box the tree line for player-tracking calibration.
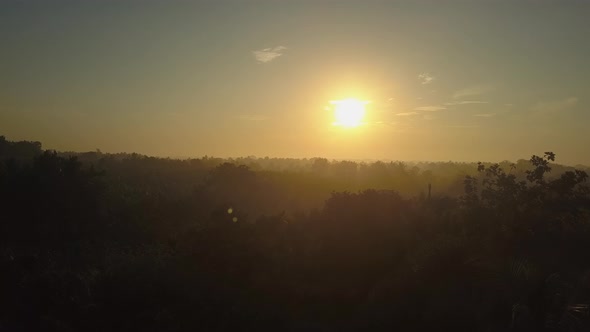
[1,135,589,331]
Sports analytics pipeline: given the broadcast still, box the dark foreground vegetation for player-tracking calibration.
[1,135,590,331]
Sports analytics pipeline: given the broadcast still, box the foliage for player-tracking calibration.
[1,137,590,331]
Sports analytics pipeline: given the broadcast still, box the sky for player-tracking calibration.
[1,0,589,165]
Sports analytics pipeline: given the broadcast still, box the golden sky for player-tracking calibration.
[1,1,589,165]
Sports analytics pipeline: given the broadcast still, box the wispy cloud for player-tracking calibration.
[237,114,267,121]
[474,113,496,117]
[395,112,419,116]
[444,100,489,106]
[414,105,447,112]
[532,97,578,113]
[446,124,480,128]
[452,85,492,99]
[252,46,287,63]
[418,73,435,85]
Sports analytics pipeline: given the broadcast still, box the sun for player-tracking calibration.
[330,98,369,128]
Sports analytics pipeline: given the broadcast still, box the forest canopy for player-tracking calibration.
[1,135,589,331]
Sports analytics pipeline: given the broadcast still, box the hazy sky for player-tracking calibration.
[2,0,589,165]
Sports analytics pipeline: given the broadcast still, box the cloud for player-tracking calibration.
[395,112,419,116]
[452,85,492,99]
[252,46,287,63]
[446,124,480,128]
[532,97,578,113]
[418,73,435,85]
[474,113,496,117]
[444,100,489,106]
[414,105,447,112]
[237,114,267,121]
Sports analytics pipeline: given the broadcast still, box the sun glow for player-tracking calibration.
[330,98,369,128]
